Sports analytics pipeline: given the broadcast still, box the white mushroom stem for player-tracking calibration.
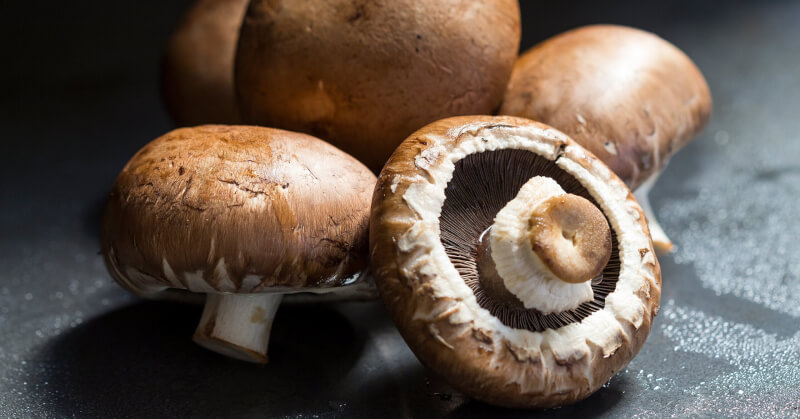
[193,293,283,364]
[484,176,611,314]
[633,171,673,254]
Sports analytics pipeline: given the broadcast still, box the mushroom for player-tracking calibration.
[161,0,248,125]
[499,24,712,252]
[370,116,661,408]
[235,0,521,172]
[101,125,376,363]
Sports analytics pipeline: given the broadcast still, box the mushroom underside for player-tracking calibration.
[439,148,621,332]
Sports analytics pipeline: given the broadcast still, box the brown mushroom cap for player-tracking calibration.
[235,0,521,172]
[102,125,376,363]
[370,116,661,408]
[161,0,248,125]
[499,24,712,189]
[102,125,375,297]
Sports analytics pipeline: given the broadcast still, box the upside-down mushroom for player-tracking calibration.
[500,25,712,252]
[370,116,661,408]
[235,0,521,172]
[101,125,375,363]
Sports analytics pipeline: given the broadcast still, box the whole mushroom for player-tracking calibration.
[161,0,248,125]
[101,125,376,363]
[370,116,661,408]
[499,25,712,252]
[235,0,521,172]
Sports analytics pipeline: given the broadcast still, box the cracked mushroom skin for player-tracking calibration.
[370,116,661,408]
[499,25,712,252]
[161,0,248,125]
[101,125,375,363]
[235,0,521,172]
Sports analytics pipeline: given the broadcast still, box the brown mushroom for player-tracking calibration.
[499,24,712,252]
[101,125,376,363]
[370,116,661,408]
[235,0,521,172]
[161,0,248,125]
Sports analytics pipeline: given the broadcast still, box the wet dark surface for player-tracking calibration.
[2,1,799,417]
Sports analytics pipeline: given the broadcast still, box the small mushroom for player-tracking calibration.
[499,25,712,252]
[101,125,376,363]
[161,0,248,125]
[235,0,521,172]
[370,116,661,408]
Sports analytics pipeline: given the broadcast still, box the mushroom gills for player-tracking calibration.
[193,293,283,363]
[439,149,621,332]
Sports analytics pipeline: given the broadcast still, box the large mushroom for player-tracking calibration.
[161,0,248,125]
[101,125,376,363]
[235,0,521,172]
[370,116,661,408]
[499,25,712,252]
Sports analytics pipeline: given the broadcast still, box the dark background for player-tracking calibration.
[1,0,799,417]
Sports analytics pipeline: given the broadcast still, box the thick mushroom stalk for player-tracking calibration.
[481,177,612,314]
[193,293,283,363]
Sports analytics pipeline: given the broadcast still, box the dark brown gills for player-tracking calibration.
[438,149,621,332]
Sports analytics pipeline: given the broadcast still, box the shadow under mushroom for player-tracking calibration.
[26,300,367,417]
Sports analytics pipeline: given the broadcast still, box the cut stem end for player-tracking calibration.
[527,193,611,284]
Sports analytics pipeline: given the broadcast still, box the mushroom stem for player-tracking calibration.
[483,176,611,313]
[193,293,283,364]
[633,171,673,254]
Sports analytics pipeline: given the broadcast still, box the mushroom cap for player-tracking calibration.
[499,24,712,189]
[102,125,376,299]
[235,0,521,172]
[370,115,661,408]
[161,0,248,125]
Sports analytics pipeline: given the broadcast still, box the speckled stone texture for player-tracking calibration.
[1,0,799,417]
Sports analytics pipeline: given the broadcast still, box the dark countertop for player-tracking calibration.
[1,1,799,417]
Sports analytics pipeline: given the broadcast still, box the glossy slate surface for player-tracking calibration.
[1,1,799,417]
